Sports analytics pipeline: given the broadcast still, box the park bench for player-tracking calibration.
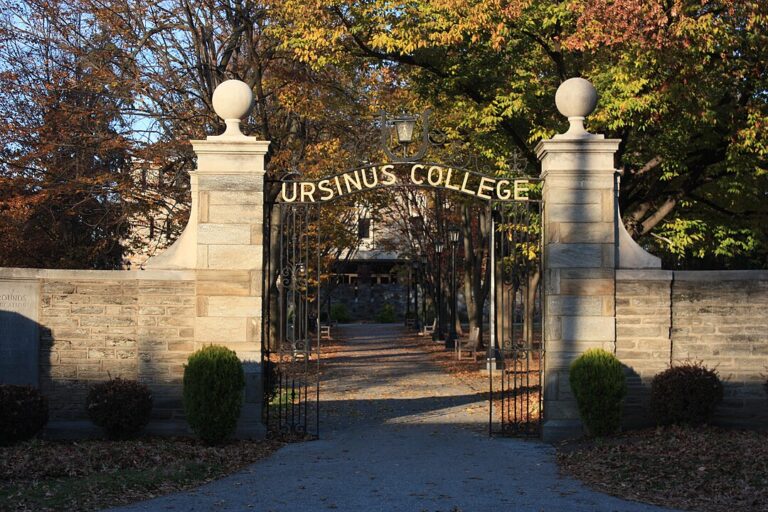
[422,319,436,336]
[456,327,481,361]
[320,324,332,340]
[281,338,311,360]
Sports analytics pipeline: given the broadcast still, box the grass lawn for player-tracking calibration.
[0,437,282,512]
[557,425,768,512]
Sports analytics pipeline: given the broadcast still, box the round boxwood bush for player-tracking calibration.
[650,363,723,426]
[86,378,153,439]
[569,348,627,437]
[0,384,48,446]
[183,345,245,445]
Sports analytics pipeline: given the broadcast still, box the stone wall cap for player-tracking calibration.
[0,267,196,281]
[191,139,271,154]
[617,269,673,281]
[673,270,768,281]
[535,138,621,158]
[617,269,768,282]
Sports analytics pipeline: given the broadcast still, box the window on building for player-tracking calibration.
[358,218,371,239]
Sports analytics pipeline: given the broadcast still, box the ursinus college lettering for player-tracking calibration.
[279,163,532,203]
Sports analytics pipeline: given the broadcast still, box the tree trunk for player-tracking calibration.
[524,270,540,346]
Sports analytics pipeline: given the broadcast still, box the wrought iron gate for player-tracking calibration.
[489,199,544,437]
[262,200,321,439]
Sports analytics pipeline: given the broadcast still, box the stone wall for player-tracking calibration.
[328,284,408,321]
[0,268,262,436]
[35,271,195,425]
[617,269,768,428]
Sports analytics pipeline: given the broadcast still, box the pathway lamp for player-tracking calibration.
[412,259,420,330]
[392,115,417,144]
[420,253,427,334]
[446,228,461,349]
[434,241,445,341]
[405,258,412,327]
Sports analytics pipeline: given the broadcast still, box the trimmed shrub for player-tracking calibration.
[569,349,627,437]
[86,378,153,439]
[0,385,48,445]
[650,363,723,426]
[330,303,351,323]
[375,303,397,323]
[183,345,245,445]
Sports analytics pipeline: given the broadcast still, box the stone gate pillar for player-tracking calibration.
[147,80,269,436]
[536,78,621,442]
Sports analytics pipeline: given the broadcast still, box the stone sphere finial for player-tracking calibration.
[554,77,598,138]
[212,80,253,137]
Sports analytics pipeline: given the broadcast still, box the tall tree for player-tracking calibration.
[0,2,134,268]
[271,0,768,268]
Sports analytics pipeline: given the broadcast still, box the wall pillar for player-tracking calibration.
[536,78,621,442]
[147,80,269,436]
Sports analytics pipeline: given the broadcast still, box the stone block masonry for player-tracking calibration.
[0,81,269,439]
[617,270,768,428]
[1,268,196,428]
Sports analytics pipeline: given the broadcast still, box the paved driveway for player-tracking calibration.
[108,324,675,512]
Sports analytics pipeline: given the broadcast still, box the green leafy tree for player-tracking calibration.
[271,0,768,268]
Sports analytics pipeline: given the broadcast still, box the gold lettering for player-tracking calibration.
[477,177,495,199]
[343,171,363,193]
[514,179,530,201]
[281,182,298,202]
[444,168,461,191]
[300,182,316,202]
[427,166,443,186]
[317,179,334,201]
[496,180,511,200]
[333,176,343,195]
[380,164,397,185]
[460,172,475,195]
[410,164,425,185]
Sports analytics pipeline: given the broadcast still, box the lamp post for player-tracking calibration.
[446,227,461,349]
[420,253,427,334]
[405,258,412,327]
[412,259,420,330]
[433,241,445,341]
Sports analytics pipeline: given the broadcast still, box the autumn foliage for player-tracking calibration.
[0,0,766,269]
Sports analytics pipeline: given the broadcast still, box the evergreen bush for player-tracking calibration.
[183,345,245,445]
[650,363,723,426]
[330,303,351,323]
[0,385,48,445]
[375,303,397,323]
[569,348,626,437]
[86,378,152,439]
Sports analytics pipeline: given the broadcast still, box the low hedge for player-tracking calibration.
[0,384,48,445]
[650,363,723,426]
[569,348,626,437]
[183,345,245,445]
[86,378,153,439]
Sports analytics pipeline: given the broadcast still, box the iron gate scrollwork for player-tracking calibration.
[263,201,321,439]
[489,198,544,437]
[260,110,546,439]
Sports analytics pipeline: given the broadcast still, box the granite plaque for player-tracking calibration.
[0,280,39,386]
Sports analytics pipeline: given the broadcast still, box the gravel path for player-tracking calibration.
[108,324,676,512]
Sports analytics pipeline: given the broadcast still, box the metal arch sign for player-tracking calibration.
[275,162,538,204]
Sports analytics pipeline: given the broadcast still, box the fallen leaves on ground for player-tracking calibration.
[0,437,282,512]
[406,334,487,389]
[407,333,542,430]
[557,425,768,512]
